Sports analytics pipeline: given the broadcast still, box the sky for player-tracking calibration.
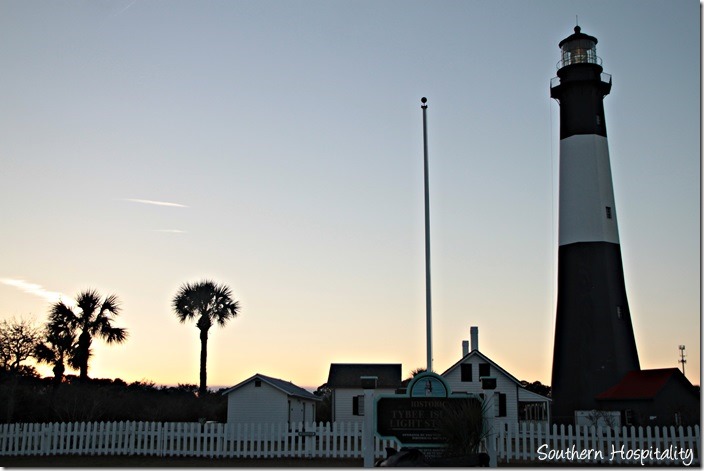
[0,0,699,391]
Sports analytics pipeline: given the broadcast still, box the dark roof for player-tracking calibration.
[221,373,320,401]
[558,25,598,48]
[596,368,693,401]
[327,364,402,388]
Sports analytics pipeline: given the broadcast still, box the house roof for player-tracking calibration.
[221,373,321,401]
[441,350,551,401]
[327,363,402,389]
[595,368,693,401]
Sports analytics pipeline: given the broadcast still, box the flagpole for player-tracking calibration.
[421,97,433,372]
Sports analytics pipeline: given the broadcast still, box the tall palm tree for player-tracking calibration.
[49,289,128,381]
[172,280,240,396]
[35,313,77,386]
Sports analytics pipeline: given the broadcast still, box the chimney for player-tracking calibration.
[470,326,479,352]
[462,340,469,357]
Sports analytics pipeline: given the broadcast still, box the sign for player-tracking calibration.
[297,431,316,437]
[409,374,449,398]
[374,372,481,447]
[376,397,439,444]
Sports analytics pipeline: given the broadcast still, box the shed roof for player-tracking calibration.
[327,363,402,389]
[595,368,692,401]
[221,373,320,401]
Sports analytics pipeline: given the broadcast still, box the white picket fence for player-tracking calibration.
[0,421,399,459]
[496,422,701,466]
[3,419,700,465]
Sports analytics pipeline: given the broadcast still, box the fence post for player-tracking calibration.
[694,425,700,465]
[361,377,377,468]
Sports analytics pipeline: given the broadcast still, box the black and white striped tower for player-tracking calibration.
[549,26,640,423]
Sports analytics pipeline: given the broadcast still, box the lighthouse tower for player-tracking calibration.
[550,26,640,423]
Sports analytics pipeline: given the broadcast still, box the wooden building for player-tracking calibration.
[222,373,320,425]
[441,327,552,430]
[595,368,700,427]
[327,363,402,424]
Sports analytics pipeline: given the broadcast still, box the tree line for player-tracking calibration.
[0,279,239,423]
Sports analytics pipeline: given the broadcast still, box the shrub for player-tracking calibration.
[437,398,488,457]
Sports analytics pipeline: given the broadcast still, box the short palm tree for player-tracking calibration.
[49,289,128,381]
[172,280,240,396]
[35,313,77,385]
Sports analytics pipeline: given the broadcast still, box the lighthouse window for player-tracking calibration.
[605,206,612,219]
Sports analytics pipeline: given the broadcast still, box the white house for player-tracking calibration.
[441,327,551,431]
[222,373,321,425]
[327,363,402,424]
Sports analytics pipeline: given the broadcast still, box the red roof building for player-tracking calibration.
[595,368,699,426]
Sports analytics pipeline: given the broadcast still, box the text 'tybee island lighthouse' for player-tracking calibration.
[550,26,640,423]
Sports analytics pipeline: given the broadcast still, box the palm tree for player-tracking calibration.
[35,313,77,386]
[172,280,240,396]
[49,289,128,381]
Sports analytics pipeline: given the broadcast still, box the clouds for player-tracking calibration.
[122,198,189,208]
[121,198,189,234]
[0,278,74,306]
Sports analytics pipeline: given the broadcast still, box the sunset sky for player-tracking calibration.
[0,0,699,391]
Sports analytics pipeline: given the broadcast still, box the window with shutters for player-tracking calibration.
[352,395,365,416]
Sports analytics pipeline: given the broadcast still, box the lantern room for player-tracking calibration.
[557,26,601,69]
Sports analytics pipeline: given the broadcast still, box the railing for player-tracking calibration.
[0,421,399,459]
[495,422,700,466]
[549,72,612,90]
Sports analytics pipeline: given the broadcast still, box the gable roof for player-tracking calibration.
[441,349,551,401]
[595,368,694,401]
[327,363,402,389]
[221,373,321,401]
[441,350,523,386]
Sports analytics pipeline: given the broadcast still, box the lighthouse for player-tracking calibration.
[549,26,640,423]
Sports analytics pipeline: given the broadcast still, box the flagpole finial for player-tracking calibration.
[421,97,428,108]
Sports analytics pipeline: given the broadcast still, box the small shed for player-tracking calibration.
[595,368,700,426]
[327,363,402,424]
[222,373,321,425]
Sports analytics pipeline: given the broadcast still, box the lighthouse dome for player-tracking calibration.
[557,26,601,70]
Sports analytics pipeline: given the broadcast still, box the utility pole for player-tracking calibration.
[678,345,686,377]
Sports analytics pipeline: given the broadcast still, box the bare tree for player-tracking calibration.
[0,317,42,374]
